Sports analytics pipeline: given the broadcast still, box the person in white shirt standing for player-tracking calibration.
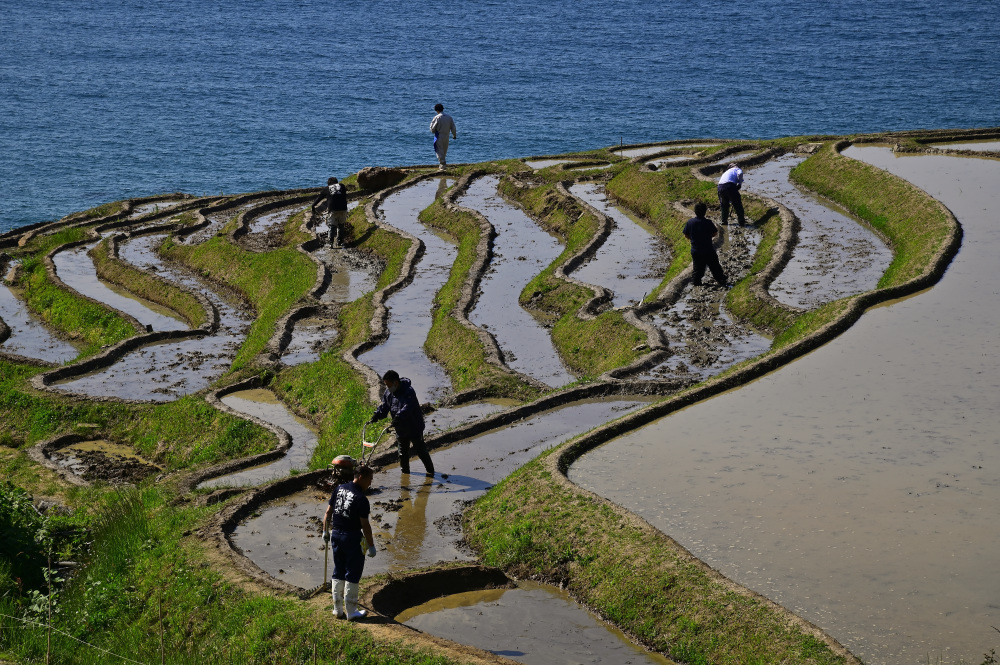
[430,103,457,169]
[717,162,746,226]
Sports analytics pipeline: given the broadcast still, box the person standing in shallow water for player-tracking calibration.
[369,370,435,476]
[429,103,457,169]
[311,176,349,246]
[683,201,730,288]
[717,162,746,226]
[322,464,376,621]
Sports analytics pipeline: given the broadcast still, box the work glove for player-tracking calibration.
[322,531,330,542]
[366,545,377,558]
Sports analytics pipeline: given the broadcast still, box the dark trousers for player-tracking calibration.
[717,184,745,226]
[691,249,727,286]
[397,431,434,474]
[331,529,365,583]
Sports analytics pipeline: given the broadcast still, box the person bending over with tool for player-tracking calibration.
[716,162,746,226]
[322,464,376,621]
[311,176,349,246]
[368,370,435,476]
[683,201,731,289]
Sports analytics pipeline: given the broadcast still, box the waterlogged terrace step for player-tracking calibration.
[568,182,667,308]
[52,241,189,333]
[612,143,717,159]
[743,154,892,308]
[53,232,251,401]
[0,267,80,363]
[232,396,653,588]
[397,580,671,665]
[457,176,575,388]
[198,389,317,489]
[359,178,455,402]
[574,149,1000,664]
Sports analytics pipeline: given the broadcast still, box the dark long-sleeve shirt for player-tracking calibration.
[372,377,424,437]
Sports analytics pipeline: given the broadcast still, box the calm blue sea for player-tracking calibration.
[2,0,998,232]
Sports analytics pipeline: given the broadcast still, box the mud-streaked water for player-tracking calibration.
[359,178,455,403]
[458,176,575,387]
[233,397,653,589]
[398,580,671,665]
[573,149,1000,664]
[744,154,892,308]
[568,182,666,308]
[645,155,692,167]
[524,159,577,169]
[198,389,318,489]
[248,202,308,234]
[613,144,715,159]
[54,233,251,400]
[710,150,757,165]
[280,317,336,366]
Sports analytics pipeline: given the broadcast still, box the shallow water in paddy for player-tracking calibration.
[568,182,666,307]
[359,178,455,403]
[458,176,574,387]
[573,149,1000,664]
[930,139,1000,152]
[52,243,189,332]
[54,233,251,400]
[199,389,318,489]
[233,397,653,589]
[129,200,185,219]
[613,144,715,158]
[744,154,892,308]
[523,159,576,169]
[397,580,671,665]
[247,202,308,233]
[645,155,692,167]
[0,277,80,363]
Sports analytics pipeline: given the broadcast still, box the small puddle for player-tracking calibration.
[523,159,577,170]
[232,397,653,588]
[929,139,1000,152]
[359,178,456,402]
[458,176,575,387]
[575,150,1000,664]
[568,183,667,308]
[50,439,161,484]
[312,245,379,304]
[198,389,318,489]
[397,580,671,665]
[54,233,252,401]
[52,243,190,332]
[567,163,612,171]
[743,154,892,308]
[1,269,81,363]
[613,144,715,158]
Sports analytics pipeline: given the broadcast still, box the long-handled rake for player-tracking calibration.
[360,421,393,466]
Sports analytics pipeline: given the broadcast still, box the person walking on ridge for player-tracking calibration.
[683,201,730,288]
[430,103,457,169]
[311,176,349,246]
[717,162,746,226]
[368,370,435,476]
[322,464,376,621]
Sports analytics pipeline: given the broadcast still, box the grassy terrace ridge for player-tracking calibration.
[90,236,208,329]
[790,140,954,290]
[418,191,542,399]
[465,452,845,665]
[160,207,316,370]
[496,178,648,377]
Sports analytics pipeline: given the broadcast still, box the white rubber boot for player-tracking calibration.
[332,579,346,619]
[345,581,367,621]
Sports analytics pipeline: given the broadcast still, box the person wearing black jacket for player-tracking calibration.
[369,370,435,476]
[682,202,731,288]
[311,176,349,246]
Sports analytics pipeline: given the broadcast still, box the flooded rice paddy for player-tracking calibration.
[458,176,575,387]
[523,159,577,169]
[0,272,80,363]
[930,139,1000,152]
[613,144,715,158]
[397,580,670,665]
[568,183,667,308]
[744,154,892,308]
[359,178,455,402]
[233,397,653,588]
[572,148,1000,664]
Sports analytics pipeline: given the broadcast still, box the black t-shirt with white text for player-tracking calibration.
[328,481,370,533]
